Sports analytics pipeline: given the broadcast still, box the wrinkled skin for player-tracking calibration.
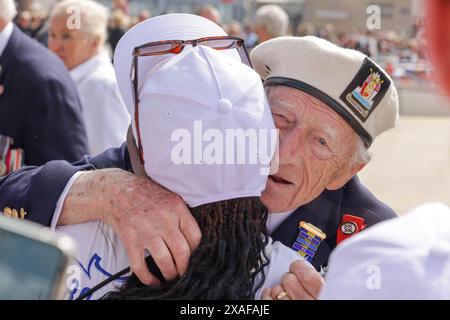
[59,168,201,285]
[262,85,364,213]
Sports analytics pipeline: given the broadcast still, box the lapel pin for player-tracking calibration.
[337,214,366,245]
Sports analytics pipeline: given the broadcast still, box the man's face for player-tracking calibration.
[262,85,361,212]
[48,15,97,70]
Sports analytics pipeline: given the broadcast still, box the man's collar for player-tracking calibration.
[69,50,109,83]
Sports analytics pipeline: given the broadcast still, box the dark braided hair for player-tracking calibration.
[102,197,270,300]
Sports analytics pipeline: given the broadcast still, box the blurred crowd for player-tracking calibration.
[14,0,430,87]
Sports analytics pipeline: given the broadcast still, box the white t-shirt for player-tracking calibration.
[56,221,304,300]
[57,221,131,300]
[69,51,130,156]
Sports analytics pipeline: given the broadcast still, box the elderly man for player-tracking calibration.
[253,36,398,299]
[48,0,130,156]
[254,4,289,44]
[0,18,399,299]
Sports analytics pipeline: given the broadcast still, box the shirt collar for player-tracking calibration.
[267,209,295,234]
[0,22,14,59]
[69,50,109,83]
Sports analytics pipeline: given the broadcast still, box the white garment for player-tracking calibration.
[0,22,13,59]
[70,51,130,155]
[56,221,304,300]
[56,221,130,300]
[267,210,295,234]
[255,239,307,299]
[319,202,450,300]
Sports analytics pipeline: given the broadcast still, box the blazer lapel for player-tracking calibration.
[270,188,345,270]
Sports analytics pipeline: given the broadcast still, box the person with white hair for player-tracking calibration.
[197,4,221,25]
[48,0,130,155]
[0,0,16,21]
[254,4,289,44]
[0,0,88,170]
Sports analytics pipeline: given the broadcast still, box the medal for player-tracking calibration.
[291,221,326,263]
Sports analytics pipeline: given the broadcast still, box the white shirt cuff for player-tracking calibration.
[50,171,86,231]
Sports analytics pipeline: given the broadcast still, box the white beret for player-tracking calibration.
[251,36,400,147]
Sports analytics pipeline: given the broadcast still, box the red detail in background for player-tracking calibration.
[427,0,450,97]
[337,214,367,245]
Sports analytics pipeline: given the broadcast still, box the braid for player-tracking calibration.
[102,197,270,300]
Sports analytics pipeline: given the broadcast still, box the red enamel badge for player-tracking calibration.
[337,214,366,245]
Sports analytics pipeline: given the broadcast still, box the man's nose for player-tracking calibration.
[278,127,304,165]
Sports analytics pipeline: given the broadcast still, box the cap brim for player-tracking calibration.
[114,13,235,115]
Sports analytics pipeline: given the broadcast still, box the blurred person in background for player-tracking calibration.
[197,4,221,25]
[297,22,316,37]
[137,9,151,23]
[27,2,49,46]
[317,23,336,43]
[254,4,289,44]
[128,15,140,29]
[355,30,378,59]
[127,9,152,30]
[227,20,242,37]
[48,0,130,156]
[112,0,130,17]
[108,9,128,54]
[0,0,88,171]
[15,10,31,34]
[243,22,258,49]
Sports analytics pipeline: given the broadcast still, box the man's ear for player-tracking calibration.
[89,35,101,54]
[326,162,366,191]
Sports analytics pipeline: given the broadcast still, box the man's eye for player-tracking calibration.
[318,137,328,146]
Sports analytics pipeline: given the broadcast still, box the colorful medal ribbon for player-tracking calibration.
[0,135,24,176]
[291,221,326,263]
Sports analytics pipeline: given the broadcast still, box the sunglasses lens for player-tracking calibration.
[198,38,240,50]
[198,38,251,67]
[139,42,183,56]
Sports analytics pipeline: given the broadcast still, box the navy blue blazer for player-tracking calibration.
[0,143,396,271]
[0,25,88,166]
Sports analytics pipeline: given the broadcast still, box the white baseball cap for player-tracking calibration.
[135,45,276,208]
[320,203,450,299]
[114,13,240,117]
[251,36,399,147]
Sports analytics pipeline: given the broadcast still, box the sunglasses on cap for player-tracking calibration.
[130,36,252,164]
